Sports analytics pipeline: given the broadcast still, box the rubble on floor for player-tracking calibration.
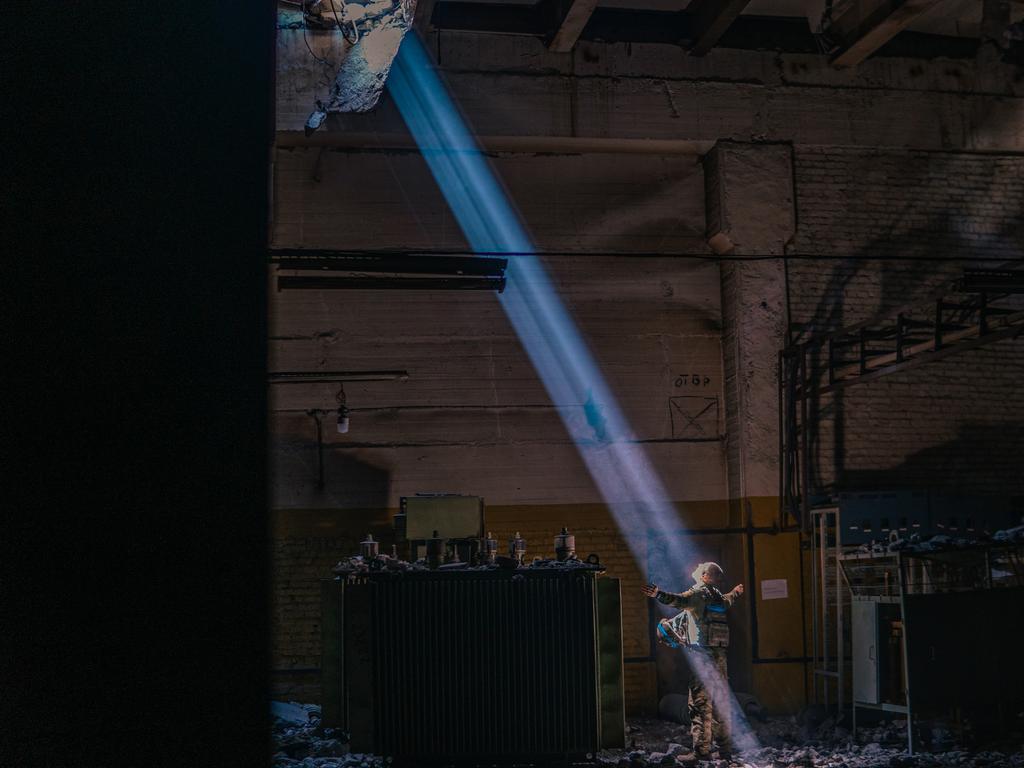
[331,553,604,577]
[272,701,386,768]
[608,711,1024,768]
[271,702,1024,768]
[856,523,1024,556]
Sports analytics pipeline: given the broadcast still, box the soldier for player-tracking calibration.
[642,562,744,761]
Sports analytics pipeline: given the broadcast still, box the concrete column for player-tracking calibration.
[703,141,798,712]
[704,141,794,513]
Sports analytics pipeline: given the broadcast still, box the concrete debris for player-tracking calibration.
[589,712,1024,768]
[857,526,1024,555]
[273,701,388,768]
[332,553,428,576]
[305,102,328,137]
[320,9,409,115]
[993,525,1024,543]
[343,0,394,25]
[524,556,604,570]
[272,701,320,726]
[331,553,604,577]
[272,704,1024,768]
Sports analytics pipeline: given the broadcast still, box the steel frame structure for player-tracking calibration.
[780,269,1024,527]
[809,506,845,717]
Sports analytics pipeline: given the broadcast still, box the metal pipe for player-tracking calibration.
[275,130,713,155]
[800,346,811,533]
[270,370,409,383]
[820,510,829,709]
[799,515,811,706]
[836,507,844,717]
[271,251,508,276]
[897,552,914,756]
[778,350,785,527]
[811,511,820,704]
[278,275,506,291]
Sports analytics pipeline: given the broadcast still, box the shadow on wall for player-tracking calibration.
[796,218,1024,340]
[791,168,1024,496]
[836,421,1024,498]
[269,441,392,703]
[271,424,391,508]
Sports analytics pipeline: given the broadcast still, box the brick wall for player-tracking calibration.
[789,148,1023,330]
[272,535,355,672]
[787,147,1024,497]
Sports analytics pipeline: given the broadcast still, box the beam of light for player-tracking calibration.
[387,32,759,755]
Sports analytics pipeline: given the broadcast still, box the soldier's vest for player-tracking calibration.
[698,586,730,648]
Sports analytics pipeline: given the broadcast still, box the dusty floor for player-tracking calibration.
[271,702,1024,768]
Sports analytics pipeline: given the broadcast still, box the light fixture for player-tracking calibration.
[271,251,508,292]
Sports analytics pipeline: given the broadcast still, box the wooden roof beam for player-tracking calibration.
[683,0,752,56]
[548,0,599,52]
[830,0,947,69]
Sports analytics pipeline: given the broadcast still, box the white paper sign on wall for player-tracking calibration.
[760,578,788,600]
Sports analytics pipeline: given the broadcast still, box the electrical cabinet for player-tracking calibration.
[851,600,906,708]
[851,601,879,705]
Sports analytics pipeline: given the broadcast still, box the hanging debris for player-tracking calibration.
[297,0,417,125]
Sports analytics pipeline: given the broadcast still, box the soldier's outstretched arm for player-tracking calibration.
[725,583,744,604]
[643,583,695,608]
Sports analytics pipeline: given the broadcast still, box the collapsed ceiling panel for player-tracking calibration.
[279,0,417,124]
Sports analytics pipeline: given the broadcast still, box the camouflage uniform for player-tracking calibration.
[657,584,737,756]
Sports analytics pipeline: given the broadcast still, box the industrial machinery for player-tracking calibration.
[838,540,1024,753]
[321,495,625,763]
[808,491,1020,716]
[394,494,487,565]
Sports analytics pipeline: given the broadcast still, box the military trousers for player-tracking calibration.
[687,646,734,755]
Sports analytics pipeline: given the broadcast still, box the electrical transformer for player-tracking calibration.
[321,567,625,762]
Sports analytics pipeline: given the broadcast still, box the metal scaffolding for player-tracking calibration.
[780,269,1024,526]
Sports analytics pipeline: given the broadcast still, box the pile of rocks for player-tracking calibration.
[271,702,387,768]
[270,702,1024,768]
[856,524,1024,556]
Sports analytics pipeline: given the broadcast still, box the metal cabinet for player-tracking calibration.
[841,555,913,753]
[851,601,879,705]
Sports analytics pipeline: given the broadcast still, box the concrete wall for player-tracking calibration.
[269,144,731,711]
[271,150,708,254]
[270,24,1024,714]
[270,255,726,508]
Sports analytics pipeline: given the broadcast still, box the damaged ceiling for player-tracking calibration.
[281,0,1024,126]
